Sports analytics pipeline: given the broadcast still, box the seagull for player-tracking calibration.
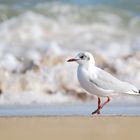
[67,52,140,114]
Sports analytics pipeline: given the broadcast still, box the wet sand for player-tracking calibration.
[0,116,140,140]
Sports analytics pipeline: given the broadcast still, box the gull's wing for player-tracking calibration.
[89,67,139,95]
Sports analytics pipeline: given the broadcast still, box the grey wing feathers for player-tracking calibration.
[90,68,139,95]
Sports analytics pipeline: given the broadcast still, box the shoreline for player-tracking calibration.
[0,114,140,117]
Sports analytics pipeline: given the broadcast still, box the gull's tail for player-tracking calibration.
[126,89,140,96]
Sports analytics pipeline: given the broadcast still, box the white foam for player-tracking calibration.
[0,91,73,105]
[0,5,139,105]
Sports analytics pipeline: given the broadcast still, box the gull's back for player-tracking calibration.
[90,67,139,95]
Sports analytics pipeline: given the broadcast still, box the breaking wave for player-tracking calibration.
[0,3,139,105]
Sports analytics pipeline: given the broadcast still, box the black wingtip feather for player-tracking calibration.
[139,90,140,93]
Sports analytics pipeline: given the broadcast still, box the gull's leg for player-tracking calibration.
[92,97,110,115]
[92,97,101,115]
[100,96,110,109]
[97,97,101,114]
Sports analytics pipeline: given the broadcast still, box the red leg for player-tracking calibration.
[100,97,110,109]
[92,97,101,115]
[92,97,110,115]
[97,97,101,114]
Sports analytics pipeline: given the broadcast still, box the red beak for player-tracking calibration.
[67,58,78,62]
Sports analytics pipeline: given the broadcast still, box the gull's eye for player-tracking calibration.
[80,55,84,59]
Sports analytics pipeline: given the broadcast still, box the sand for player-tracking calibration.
[0,116,140,140]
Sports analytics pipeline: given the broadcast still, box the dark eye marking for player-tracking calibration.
[80,55,84,59]
[87,56,90,60]
[79,53,90,61]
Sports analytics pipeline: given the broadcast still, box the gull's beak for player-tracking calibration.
[67,58,78,62]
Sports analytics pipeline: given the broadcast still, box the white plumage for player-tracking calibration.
[67,51,140,114]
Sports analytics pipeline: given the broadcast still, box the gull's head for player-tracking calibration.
[67,52,95,66]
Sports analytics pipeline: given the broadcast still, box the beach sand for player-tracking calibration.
[0,116,140,140]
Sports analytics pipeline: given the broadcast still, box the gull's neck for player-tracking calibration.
[79,60,95,71]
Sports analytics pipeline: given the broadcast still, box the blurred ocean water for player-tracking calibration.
[0,0,139,11]
[1,103,140,116]
[0,0,139,109]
